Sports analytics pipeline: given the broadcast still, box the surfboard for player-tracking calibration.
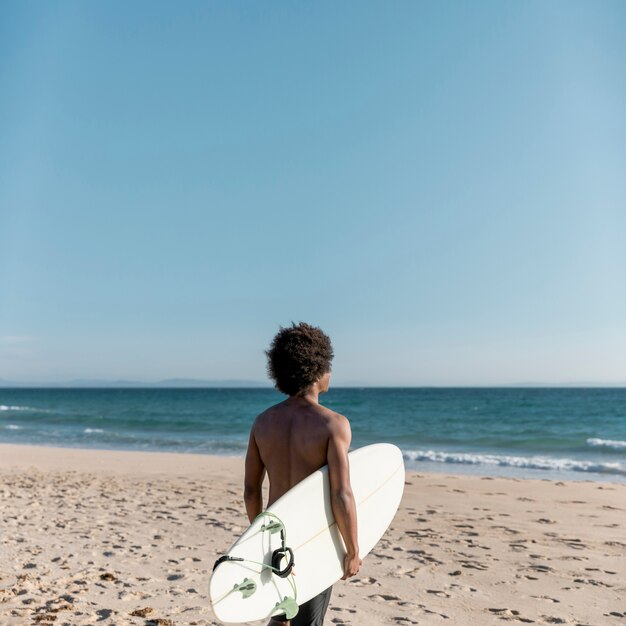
[209,443,405,623]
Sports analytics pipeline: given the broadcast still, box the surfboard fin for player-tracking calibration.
[232,578,256,599]
[273,596,299,620]
[261,520,283,534]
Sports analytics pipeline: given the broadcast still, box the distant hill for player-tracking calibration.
[506,381,626,388]
[0,378,271,388]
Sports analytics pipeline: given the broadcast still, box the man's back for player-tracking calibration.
[253,397,342,506]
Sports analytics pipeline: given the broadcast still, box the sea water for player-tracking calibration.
[1,387,625,482]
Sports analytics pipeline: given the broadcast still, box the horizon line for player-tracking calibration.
[1,378,626,389]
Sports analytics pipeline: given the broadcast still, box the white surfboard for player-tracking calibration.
[209,443,405,623]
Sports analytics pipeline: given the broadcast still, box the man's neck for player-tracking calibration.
[289,387,320,405]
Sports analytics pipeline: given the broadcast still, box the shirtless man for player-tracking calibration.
[244,322,361,626]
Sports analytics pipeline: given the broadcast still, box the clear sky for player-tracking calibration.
[1,1,625,385]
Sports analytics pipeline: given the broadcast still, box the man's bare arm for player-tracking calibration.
[327,415,361,580]
[244,427,266,524]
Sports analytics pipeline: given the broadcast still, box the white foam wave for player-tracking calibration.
[83,428,104,434]
[586,438,626,450]
[0,405,49,412]
[403,449,625,475]
[4,424,21,430]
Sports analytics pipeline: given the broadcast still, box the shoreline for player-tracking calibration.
[1,444,625,625]
[0,441,623,484]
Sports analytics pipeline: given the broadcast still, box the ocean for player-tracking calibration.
[1,387,625,482]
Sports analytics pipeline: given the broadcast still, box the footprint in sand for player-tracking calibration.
[509,543,528,551]
[348,577,378,587]
[459,559,488,571]
[572,577,614,588]
[449,583,478,593]
[417,603,451,619]
[530,595,560,604]
[370,550,394,560]
[397,601,421,609]
[368,593,402,602]
[492,525,521,535]
[527,565,555,574]
[391,566,420,578]
[487,607,535,622]
[406,549,444,565]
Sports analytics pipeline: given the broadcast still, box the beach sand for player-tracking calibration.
[0,444,624,626]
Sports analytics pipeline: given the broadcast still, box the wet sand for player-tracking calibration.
[0,444,625,625]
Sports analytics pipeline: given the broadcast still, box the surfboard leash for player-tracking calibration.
[211,511,299,619]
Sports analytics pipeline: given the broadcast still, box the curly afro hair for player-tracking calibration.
[266,322,334,396]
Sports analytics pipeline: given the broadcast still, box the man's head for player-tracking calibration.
[266,322,334,397]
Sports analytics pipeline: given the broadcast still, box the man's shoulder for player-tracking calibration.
[319,406,350,432]
[252,402,284,427]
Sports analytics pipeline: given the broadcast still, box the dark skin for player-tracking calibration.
[244,372,361,626]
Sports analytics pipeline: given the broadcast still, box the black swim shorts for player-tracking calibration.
[273,586,332,625]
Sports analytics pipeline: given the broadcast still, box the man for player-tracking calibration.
[244,322,361,626]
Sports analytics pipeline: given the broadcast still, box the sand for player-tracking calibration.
[0,443,625,626]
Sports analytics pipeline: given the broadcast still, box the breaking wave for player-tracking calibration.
[403,449,626,476]
[586,438,626,450]
[0,405,50,412]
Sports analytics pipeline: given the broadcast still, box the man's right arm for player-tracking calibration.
[327,415,361,580]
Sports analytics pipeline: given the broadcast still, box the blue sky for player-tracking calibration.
[1,1,625,385]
